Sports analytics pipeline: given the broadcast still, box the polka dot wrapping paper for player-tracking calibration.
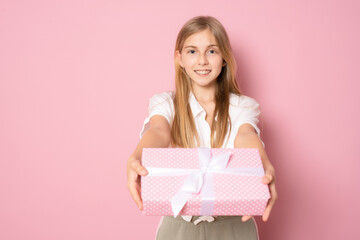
[141,148,270,216]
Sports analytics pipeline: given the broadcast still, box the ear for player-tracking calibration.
[222,60,227,67]
[175,50,183,68]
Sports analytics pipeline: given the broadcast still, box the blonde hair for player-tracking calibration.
[171,16,241,148]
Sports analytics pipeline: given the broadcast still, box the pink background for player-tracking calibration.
[0,0,359,239]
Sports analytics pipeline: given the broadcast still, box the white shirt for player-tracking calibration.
[139,90,264,222]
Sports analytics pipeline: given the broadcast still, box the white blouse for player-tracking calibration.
[139,90,264,222]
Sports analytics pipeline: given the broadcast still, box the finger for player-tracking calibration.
[263,184,278,222]
[262,201,273,222]
[241,215,253,222]
[127,181,143,210]
[131,160,148,176]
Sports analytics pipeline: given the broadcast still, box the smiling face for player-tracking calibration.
[176,28,225,89]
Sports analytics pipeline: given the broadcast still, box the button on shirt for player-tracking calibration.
[139,91,264,222]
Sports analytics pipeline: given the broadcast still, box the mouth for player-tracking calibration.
[194,70,211,76]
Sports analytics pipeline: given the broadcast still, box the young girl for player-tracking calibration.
[127,16,277,240]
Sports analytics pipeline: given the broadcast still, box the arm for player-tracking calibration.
[127,115,171,210]
[234,123,278,222]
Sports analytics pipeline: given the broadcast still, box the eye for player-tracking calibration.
[187,50,196,54]
[209,49,216,54]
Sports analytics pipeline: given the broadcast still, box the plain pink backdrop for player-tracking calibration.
[1,0,359,239]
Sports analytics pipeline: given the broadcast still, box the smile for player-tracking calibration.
[194,70,211,76]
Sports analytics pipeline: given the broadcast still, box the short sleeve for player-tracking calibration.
[139,91,175,139]
[231,95,265,148]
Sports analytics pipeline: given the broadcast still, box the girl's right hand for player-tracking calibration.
[126,155,148,210]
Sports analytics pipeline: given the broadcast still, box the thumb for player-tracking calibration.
[262,172,273,184]
[131,159,148,176]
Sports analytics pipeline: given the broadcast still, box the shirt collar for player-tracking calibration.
[189,91,237,120]
[189,91,204,119]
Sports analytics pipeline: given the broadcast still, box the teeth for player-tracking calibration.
[195,70,211,74]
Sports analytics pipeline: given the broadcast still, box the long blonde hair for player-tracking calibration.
[171,16,241,148]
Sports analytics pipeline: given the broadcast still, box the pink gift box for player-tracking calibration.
[141,148,270,216]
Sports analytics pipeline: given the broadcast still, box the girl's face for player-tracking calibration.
[176,29,225,89]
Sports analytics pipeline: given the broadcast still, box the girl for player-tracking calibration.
[127,16,277,240]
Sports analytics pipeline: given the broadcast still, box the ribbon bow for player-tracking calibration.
[171,148,231,217]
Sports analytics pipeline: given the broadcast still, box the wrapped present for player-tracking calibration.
[141,147,270,217]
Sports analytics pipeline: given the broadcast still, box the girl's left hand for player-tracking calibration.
[241,169,278,222]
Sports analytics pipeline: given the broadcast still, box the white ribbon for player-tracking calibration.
[146,147,265,217]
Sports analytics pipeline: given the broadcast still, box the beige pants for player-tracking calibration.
[156,216,259,240]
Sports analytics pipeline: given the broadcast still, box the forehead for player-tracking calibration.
[183,29,218,47]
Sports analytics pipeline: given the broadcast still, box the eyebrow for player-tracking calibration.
[183,44,219,49]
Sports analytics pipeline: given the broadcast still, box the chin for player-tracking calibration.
[192,80,215,87]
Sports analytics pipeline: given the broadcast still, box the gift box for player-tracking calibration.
[141,147,270,217]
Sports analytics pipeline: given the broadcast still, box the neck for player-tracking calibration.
[191,82,216,103]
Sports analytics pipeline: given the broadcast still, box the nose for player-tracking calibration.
[198,52,209,65]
